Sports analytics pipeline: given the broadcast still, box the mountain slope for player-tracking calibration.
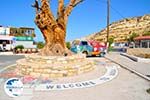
[85,14,150,42]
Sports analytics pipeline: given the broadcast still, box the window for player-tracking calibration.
[149,41,150,48]
[22,30,25,34]
[80,41,88,45]
[141,41,148,48]
[0,40,10,44]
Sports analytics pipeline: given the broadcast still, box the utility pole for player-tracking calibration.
[106,0,110,53]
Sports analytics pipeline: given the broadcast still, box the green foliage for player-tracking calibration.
[108,46,113,51]
[66,42,71,49]
[127,32,139,42]
[147,88,150,94]
[37,42,45,49]
[143,31,150,36]
[108,37,114,47]
[15,45,24,50]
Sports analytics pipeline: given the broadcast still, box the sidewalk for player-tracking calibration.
[0,52,33,56]
[0,52,13,55]
[105,52,150,80]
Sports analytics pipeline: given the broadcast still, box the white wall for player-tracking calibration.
[0,27,10,35]
[15,41,36,48]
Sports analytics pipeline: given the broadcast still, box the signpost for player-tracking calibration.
[15,36,33,41]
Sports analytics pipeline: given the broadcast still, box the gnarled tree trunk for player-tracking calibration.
[32,0,84,56]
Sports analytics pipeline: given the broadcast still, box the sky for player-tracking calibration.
[0,0,150,42]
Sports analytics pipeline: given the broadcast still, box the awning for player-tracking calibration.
[134,36,150,40]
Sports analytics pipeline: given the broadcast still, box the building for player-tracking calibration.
[0,35,15,51]
[15,36,36,48]
[0,26,36,49]
[10,27,35,37]
[0,26,10,35]
[134,36,150,48]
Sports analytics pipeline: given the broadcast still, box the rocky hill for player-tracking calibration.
[85,14,150,42]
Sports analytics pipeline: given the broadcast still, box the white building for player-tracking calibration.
[0,26,36,50]
[0,35,15,51]
[0,26,10,35]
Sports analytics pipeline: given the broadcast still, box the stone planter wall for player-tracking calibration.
[17,54,95,78]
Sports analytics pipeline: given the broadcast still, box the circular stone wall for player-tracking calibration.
[17,54,95,78]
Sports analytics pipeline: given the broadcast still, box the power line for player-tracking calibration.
[110,5,126,19]
[96,0,107,4]
[97,0,126,19]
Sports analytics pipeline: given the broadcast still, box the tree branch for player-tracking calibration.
[31,0,41,14]
[73,0,84,7]
[40,0,55,22]
[64,0,75,17]
[57,0,65,17]
[56,0,66,31]
[65,0,84,16]
[64,0,84,24]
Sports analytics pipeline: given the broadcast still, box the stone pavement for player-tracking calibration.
[0,57,150,100]
[105,52,150,79]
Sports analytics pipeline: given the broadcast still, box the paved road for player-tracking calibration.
[105,52,150,77]
[0,57,149,100]
[0,55,24,70]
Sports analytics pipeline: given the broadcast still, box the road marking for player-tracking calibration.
[0,61,13,66]
[0,64,16,73]
[34,65,118,91]
[0,60,119,91]
[0,78,4,83]
[0,64,17,84]
[0,61,4,65]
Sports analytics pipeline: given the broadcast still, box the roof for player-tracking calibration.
[134,36,150,40]
[10,27,34,30]
[20,27,34,30]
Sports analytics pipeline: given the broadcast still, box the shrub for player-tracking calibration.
[66,42,71,49]
[37,42,45,49]
[147,88,150,94]
[108,46,113,51]
[143,31,150,36]
[15,45,24,50]
[108,37,114,47]
[127,32,139,42]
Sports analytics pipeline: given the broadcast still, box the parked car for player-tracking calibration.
[71,40,93,56]
[71,40,106,57]
[88,41,106,57]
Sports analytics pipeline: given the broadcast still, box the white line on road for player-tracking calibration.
[0,64,17,73]
[0,64,17,84]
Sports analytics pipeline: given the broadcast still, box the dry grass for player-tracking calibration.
[135,53,150,58]
[127,48,150,58]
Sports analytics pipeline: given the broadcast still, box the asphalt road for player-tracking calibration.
[0,55,24,70]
